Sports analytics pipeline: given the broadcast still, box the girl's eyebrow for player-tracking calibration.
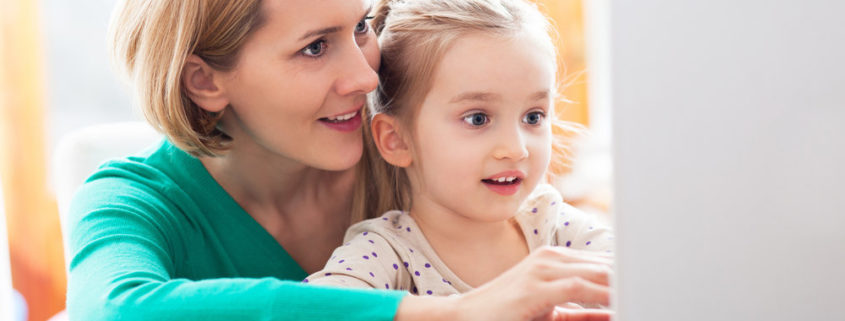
[298,5,374,41]
[449,91,501,104]
[449,90,550,104]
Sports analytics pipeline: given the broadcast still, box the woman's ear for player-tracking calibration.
[182,54,229,113]
[371,113,412,168]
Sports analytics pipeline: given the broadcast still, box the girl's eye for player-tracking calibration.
[523,111,545,125]
[355,17,371,34]
[463,113,489,127]
[301,39,327,57]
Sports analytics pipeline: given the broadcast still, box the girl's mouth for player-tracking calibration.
[481,176,523,196]
[481,176,522,185]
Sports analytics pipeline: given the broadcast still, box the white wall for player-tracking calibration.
[40,0,138,154]
[609,0,845,320]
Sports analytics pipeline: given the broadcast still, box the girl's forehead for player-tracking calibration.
[427,33,555,101]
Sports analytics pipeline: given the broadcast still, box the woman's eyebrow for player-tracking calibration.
[299,26,342,41]
[298,5,373,41]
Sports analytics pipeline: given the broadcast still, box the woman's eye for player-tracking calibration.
[463,113,489,127]
[301,39,327,57]
[523,111,545,125]
[355,18,370,34]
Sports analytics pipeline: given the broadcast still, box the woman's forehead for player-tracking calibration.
[258,0,372,39]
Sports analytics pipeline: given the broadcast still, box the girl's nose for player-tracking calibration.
[492,126,529,161]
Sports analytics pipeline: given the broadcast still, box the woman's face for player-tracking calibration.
[218,0,378,171]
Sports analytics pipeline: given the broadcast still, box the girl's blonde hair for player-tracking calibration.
[109,0,265,156]
[366,0,582,215]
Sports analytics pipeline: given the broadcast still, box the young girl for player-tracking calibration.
[306,0,613,299]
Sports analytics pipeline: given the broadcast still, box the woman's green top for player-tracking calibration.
[66,139,405,321]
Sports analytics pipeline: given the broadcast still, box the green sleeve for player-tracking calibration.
[66,180,406,321]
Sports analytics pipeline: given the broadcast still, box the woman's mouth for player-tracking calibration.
[319,110,362,132]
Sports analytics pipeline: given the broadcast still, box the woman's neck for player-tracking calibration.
[200,142,356,273]
[201,142,353,216]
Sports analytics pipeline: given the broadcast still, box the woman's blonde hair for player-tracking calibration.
[109,0,265,156]
[365,0,582,215]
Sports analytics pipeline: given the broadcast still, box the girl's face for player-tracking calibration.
[217,0,378,170]
[407,32,555,222]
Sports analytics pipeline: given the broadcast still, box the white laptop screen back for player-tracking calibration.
[607,0,845,320]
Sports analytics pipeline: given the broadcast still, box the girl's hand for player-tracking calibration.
[457,246,613,321]
[396,246,613,321]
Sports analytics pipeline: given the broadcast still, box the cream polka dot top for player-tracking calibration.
[305,184,614,295]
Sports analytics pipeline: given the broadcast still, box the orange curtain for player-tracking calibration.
[535,0,590,126]
[1,0,67,320]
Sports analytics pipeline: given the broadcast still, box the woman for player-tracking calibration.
[66,0,612,320]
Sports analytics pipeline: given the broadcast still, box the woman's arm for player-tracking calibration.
[66,181,404,321]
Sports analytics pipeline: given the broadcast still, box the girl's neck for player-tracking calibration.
[409,196,529,287]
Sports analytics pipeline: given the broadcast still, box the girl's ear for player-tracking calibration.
[181,54,230,113]
[371,113,412,167]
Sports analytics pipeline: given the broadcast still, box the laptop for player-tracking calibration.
[600,0,845,319]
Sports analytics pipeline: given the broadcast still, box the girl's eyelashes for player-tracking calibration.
[462,112,490,127]
[300,39,327,58]
[522,110,546,125]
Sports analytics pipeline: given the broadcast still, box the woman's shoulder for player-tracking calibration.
[69,139,208,228]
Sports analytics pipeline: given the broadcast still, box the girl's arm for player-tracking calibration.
[396,246,613,321]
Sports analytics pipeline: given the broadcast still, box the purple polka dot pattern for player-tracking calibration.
[305,199,614,297]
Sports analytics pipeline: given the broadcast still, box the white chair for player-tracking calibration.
[52,121,161,271]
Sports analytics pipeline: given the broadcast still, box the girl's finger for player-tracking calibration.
[546,278,611,307]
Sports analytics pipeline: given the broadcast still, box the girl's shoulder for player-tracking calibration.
[515,184,614,253]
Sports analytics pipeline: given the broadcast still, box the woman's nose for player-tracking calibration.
[335,42,379,97]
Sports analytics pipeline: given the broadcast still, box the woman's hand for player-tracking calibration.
[396,246,614,321]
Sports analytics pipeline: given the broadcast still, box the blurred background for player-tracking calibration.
[0,0,612,320]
